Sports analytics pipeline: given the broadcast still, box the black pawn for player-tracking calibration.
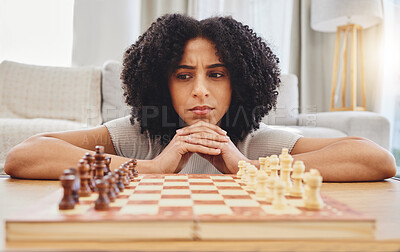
[63,168,80,203]
[94,179,110,211]
[115,169,125,192]
[59,174,76,210]
[104,175,116,202]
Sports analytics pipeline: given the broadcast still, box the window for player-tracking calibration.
[0,0,74,66]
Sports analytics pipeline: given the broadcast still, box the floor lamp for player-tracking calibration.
[311,0,383,111]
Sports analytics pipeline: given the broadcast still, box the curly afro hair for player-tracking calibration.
[121,14,280,145]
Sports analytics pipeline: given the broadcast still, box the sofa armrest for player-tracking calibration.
[297,111,390,150]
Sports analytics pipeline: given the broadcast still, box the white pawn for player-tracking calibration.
[240,162,249,183]
[237,160,246,178]
[245,165,257,191]
[279,153,293,194]
[259,157,266,173]
[264,156,271,176]
[255,170,269,200]
[269,155,280,180]
[290,161,305,197]
[266,176,276,203]
[272,180,288,210]
[304,169,324,210]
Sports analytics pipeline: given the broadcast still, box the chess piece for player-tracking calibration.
[272,180,288,210]
[94,179,110,210]
[131,159,139,178]
[237,160,246,178]
[304,169,324,210]
[59,174,76,210]
[110,172,120,196]
[259,157,266,173]
[264,156,271,176]
[116,169,125,192]
[279,153,293,194]
[255,170,269,200]
[269,155,280,180]
[244,165,257,191]
[77,159,91,197]
[83,152,96,192]
[121,164,130,186]
[266,176,276,203]
[279,148,289,158]
[290,161,305,197]
[63,168,80,203]
[240,162,249,183]
[104,175,116,202]
[94,146,106,179]
[104,157,112,174]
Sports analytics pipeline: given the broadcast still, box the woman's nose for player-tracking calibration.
[191,77,209,98]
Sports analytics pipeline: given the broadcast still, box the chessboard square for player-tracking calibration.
[139,179,164,183]
[189,185,218,191]
[159,199,193,206]
[120,205,159,215]
[164,175,188,180]
[194,205,233,215]
[110,198,129,207]
[261,205,302,215]
[119,189,135,195]
[161,189,191,195]
[60,204,92,215]
[191,194,224,200]
[286,198,304,207]
[219,190,249,196]
[159,206,193,217]
[224,199,260,207]
[134,185,163,191]
[210,176,233,180]
[188,178,213,183]
[129,193,161,200]
[80,194,98,201]
[213,182,240,187]
[163,182,189,186]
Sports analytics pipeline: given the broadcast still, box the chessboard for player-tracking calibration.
[6,173,375,242]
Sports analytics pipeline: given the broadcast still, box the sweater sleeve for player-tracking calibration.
[103,116,163,160]
[236,123,303,160]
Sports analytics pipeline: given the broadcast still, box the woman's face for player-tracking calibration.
[168,37,232,126]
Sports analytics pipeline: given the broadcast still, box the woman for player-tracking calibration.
[4,14,396,181]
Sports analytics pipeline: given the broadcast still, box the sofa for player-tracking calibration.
[0,60,390,174]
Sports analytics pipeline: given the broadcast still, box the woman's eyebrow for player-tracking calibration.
[175,63,226,70]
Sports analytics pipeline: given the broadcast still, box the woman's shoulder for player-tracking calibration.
[236,122,303,159]
[103,116,163,159]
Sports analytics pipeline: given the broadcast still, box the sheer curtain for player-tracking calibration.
[380,0,400,168]
[0,0,74,66]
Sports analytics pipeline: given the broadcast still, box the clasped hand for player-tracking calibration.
[152,121,249,174]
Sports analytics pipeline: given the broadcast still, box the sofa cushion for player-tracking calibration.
[262,74,299,126]
[0,118,89,174]
[0,61,102,126]
[268,125,347,138]
[101,60,130,123]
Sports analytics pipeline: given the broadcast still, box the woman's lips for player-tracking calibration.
[189,106,214,115]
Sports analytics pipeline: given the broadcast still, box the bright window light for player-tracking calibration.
[0,0,74,66]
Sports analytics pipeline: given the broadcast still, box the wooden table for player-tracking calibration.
[1,176,400,251]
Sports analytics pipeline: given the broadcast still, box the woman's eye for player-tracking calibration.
[177,74,191,80]
[210,73,224,78]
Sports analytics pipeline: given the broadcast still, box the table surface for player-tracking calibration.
[1,176,400,251]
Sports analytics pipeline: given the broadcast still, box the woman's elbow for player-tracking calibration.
[379,150,397,179]
[4,135,42,178]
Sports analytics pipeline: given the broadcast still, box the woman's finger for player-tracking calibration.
[176,121,227,136]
